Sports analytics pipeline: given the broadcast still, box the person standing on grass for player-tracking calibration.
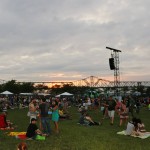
[118,100,129,126]
[94,98,99,110]
[87,97,92,110]
[28,99,37,123]
[127,96,135,117]
[102,98,109,119]
[135,98,141,114]
[52,99,59,133]
[63,98,69,113]
[39,98,51,136]
[108,96,116,125]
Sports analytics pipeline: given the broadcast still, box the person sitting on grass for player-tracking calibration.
[133,118,148,135]
[26,118,46,139]
[59,107,71,120]
[125,117,149,136]
[78,111,100,126]
[125,117,137,135]
[0,111,14,129]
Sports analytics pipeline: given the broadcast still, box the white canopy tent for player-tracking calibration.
[60,92,73,96]
[0,90,13,95]
[38,93,51,96]
[55,92,73,98]
[55,94,61,98]
[20,93,33,96]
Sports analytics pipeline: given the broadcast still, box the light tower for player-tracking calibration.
[106,47,122,96]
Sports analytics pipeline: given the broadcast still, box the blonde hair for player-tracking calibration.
[17,142,28,150]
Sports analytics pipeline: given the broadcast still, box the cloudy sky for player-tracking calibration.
[0,0,150,82]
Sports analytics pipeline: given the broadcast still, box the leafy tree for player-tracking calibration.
[0,80,35,94]
[137,85,144,94]
[19,82,35,93]
[35,84,49,90]
[146,87,150,95]
[2,80,19,94]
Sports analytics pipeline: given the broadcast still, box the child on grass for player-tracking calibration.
[26,118,46,139]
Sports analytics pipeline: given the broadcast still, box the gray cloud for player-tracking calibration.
[0,0,150,82]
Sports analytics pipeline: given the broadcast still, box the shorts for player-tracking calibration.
[108,110,115,118]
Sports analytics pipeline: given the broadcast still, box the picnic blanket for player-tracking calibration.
[8,132,45,140]
[8,132,26,136]
[8,132,27,140]
[117,130,150,139]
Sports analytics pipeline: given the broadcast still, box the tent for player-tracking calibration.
[133,91,141,96]
[55,94,61,98]
[60,92,73,96]
[0,91,13,95]
[38,93,51,96]
[55,92,73,97]
[20,93,33,96]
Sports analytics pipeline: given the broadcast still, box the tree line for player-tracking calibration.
[0,80,90,96]
[0,80,149,97]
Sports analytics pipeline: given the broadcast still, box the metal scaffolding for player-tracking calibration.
[106,47,122,96]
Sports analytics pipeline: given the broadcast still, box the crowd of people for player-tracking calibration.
[26,97,70,138]
[77,95,149,125]
[0,94,150,149]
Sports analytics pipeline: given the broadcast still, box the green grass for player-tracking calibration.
[0,106,150,150]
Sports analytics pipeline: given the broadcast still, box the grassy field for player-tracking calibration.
[0,106,150,150]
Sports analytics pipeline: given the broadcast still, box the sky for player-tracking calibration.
[0,0,150,83]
